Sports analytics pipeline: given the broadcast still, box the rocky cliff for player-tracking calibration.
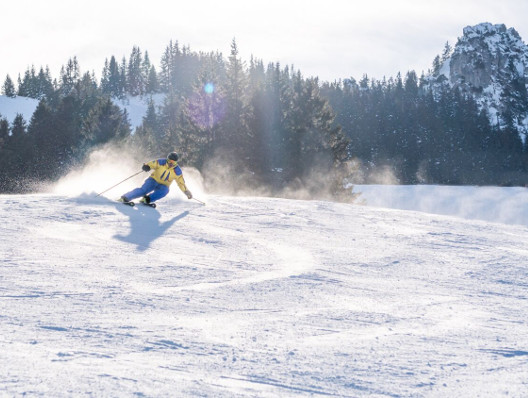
[432,23,528,140]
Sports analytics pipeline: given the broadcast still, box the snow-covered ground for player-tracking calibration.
[0,94,159,131]
[358,184,528,227]
[0,95,39,123]
[114,94,165,130]
[1,180,528,396]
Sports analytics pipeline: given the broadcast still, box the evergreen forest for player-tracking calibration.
[1,39,527,198]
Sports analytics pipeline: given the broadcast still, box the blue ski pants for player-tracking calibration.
[123,177,170,203]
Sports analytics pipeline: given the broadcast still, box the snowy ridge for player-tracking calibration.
[1,192,528,396]
[462,23,525,50]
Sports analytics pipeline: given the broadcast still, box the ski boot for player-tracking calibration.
[118,196,135,206]
[139,195,156,208]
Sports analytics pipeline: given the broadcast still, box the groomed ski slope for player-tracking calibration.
[1,192,528,397]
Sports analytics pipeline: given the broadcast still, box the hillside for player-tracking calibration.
[0,94,151,130]
[1,188,528,396]
[0,95,39,123]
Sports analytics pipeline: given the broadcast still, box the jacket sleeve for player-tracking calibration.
[145,159,159,169]
[175,174,188,192]
[174,166,188,192]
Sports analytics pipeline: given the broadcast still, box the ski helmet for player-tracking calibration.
[167,152,179,162]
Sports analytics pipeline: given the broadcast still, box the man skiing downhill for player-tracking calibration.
[119,152,192,206]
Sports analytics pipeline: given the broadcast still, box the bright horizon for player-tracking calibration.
[1,0,528,84]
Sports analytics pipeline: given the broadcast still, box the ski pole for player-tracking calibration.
[96,170,143,197]
[192,197,206,205]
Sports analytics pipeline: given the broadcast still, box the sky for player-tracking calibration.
[2,0,528,85]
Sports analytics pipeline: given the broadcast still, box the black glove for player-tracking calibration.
[184,190,193,199]
[142,164,151,172]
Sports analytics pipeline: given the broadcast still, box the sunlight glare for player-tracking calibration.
[204,83,214,94]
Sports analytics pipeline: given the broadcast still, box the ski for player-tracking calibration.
[117,198,156,208]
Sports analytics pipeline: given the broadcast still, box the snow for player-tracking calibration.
[358,184,528,227]
[0,94,164,131]
[0,95,39,124]
[514,59,525,77]
[438,59,451,82]
[463,23,498,38]
[114,94,166,130]
[1,178,528,396]
[521,115,528,145]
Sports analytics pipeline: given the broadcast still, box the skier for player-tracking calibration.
[119,152,192,206]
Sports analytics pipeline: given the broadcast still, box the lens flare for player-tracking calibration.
[204,83,214,94]
[187,86,226,129]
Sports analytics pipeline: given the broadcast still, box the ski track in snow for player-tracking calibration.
[1,192,528,397]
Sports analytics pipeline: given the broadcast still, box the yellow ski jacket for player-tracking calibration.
[145,158,188,192]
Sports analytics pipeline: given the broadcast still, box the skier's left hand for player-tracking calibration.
[184,190,193,199]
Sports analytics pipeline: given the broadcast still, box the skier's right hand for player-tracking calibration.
[142,164,151,172]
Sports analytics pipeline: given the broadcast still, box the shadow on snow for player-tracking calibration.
[112,202,189,251]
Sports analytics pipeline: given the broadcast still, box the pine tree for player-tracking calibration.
[283,72,346,189]
[181,67,227,168]
[159,40,180,93]
[441,41,453,62]
[145,66,160,94]
[220,38,251,160]
[0,114,30,191]
[113,56,124,98]
[77,72,99,100]
[9,114,30,177]
[432,55,442,76]
[17,67,37,97]
[143,99,160,132]
[127,46,144,96]
[27,100,56,178]
[11,113,27,138]
[76,72,102,123]
[60,57,81,96]
[246,59,270,179]
[53,96,83,167]
[119,57,127,97]
[133,98,161,153]
[262,62,294,185]
[0,117,9,148]
[82,98,131,146]
[156,92,182,154]
[34,67,54,99]
[2,75,16,97]
[142,51,153,92]
[101,58,110,93]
